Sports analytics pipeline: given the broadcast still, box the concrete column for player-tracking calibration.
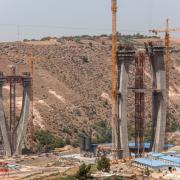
[15,77,31,155]
[0,79,11,156]
[117,48,135,157]
[152,72,166,152]
[112,62,121,159]
[148,45,166,152]
[119,61,130,157]
[151,92,159,150]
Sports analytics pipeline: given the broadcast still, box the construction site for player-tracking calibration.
[0,0,179,179]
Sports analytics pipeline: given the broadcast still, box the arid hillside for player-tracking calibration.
[0,36,179,146]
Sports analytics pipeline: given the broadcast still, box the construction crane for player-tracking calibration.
[28,58,34,120]
[111,0,120,160]
[28,56,44,119]
[111,0,117,160]
[149,19,180,123]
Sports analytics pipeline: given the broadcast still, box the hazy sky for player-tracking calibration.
[0,0,179,41]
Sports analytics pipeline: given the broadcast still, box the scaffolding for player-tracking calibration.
[134,52,145,157]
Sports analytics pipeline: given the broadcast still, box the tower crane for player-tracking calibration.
[28,56,44,120]
[28,58,34,120]
[149,19,180,124]
[111,0,122,161]
[111,0,117,95]
[111,0,117,160]
[28,56,43,149]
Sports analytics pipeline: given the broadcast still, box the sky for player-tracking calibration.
[0,0,179,41]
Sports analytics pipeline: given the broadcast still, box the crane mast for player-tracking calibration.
[111,0,121,160]
[111,0,119,160]
[28,58,34,125]
[164,19,170,116]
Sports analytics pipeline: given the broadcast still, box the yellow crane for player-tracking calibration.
[111,0,119,160]
[28,58,34,131]
[28,56,44,120]
[149,19,180,124]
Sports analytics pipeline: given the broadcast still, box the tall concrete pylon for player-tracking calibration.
[0,73,12,156]
[117,46,135,158]
[15,74,31,155]
[116,43,166,157]
[146,43,167,152]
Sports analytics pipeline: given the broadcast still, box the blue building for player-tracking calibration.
[133,152,180,170]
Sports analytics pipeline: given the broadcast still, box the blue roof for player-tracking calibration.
[168,151,176,154]
[7,164,17,169]
[129,142,150,149]
[134,158,170,169]
[160,156,180,164]
[148,152,165,157]
[164,144,174,148]
[174,154,180,158]
[129,143,173,149]
[97,143,174,149]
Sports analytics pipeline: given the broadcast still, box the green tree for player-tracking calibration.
[97,156,110,172]
[169,119,180,132]
[35,130,64,152]
[91,121,112,144]
[76,163,91,180]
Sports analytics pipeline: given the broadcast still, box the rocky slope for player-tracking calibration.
[0,36,179,146]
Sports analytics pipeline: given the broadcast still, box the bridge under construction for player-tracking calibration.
[112,42,167,159]
[0,66,31,156]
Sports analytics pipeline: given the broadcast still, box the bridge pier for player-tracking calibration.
[0,68,31,156]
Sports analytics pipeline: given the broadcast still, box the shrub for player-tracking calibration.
[63,127,70,134]
[35,130,64,152]
[65,137,71,145]
[102,41,105,45]
[31,39,38,41]
[76,163,91,180]
[80,56,89,63]
[169,119,180,132]
[91,121,112,144]
[23,39,29,42]
[144,167,150,176]
[89,42,93,47]
[51,175,76,180]
[74,128,78,133]
[74,38,81,44]
[40,36,51,41]
[97,156,110,172]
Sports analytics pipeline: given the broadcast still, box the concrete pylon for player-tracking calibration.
[0,78,11,156]
[15,77,31,155]
[0,71,31,156]
[146,44,166,152]
[115,43,166,157]
[117,47,135,158]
